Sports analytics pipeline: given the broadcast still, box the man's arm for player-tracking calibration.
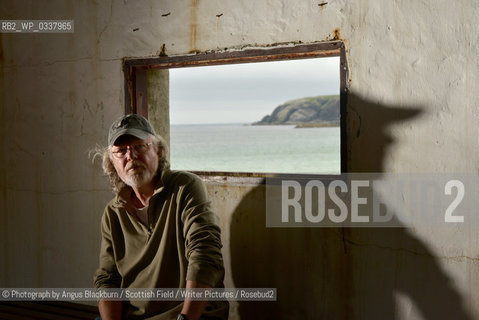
[98,300,123,320]
[94,210,124,319]
[180,280,210,320]
[180,174,227,319]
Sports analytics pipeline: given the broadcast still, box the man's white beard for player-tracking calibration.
[123,169,153,188]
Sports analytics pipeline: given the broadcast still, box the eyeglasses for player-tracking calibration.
[111,142,153,159]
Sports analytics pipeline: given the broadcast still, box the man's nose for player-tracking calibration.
[124,148,139,160]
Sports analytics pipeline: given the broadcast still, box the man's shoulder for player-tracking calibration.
[160,170,208,199]
[105,196,119,208]
[103,194,124,216]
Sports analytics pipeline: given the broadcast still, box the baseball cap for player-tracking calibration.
[108,114,157,146]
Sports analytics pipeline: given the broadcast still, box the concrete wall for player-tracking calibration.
[1,0,478,319]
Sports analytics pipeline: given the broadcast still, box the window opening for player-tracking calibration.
[124,42,348,177]
[170,57,340,174]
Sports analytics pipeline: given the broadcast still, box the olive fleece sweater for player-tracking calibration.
[94,170,229,319]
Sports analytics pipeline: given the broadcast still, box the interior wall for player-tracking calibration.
[1,0,478,319]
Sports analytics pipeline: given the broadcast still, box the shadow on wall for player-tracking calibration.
[229,93,472,319]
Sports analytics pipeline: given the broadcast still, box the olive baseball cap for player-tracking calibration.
[108,114,157,146]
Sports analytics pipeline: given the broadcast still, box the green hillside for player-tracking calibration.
[253,95,340,127]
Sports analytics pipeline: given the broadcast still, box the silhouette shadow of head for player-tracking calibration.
[229,93,472,319]
[348,93,422,173]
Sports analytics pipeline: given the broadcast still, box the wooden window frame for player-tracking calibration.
[123,41,349,180]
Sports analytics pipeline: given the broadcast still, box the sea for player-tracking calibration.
[170,124,341,175]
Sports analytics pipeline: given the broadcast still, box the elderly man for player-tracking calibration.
[94,114,229,320]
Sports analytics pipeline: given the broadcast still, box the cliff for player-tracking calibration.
[253,95,340,126]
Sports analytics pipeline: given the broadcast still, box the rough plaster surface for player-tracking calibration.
[147,69,170,150]
[1,0,479,319]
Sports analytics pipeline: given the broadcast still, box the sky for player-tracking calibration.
[169,56,340,125]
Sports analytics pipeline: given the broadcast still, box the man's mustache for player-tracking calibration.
[126,161,146,171]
